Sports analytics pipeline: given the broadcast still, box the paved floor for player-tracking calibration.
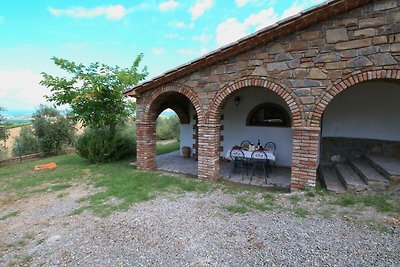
[157,151,291,190]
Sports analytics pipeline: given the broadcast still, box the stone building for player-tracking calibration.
[125,0,400,191]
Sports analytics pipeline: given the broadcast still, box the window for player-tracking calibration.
[246,102,291,127]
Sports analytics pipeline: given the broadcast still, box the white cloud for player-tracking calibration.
[151,48,165,55]
[193,34,211,45]
[189,0,213,20]
[159,0,179,12]
[235,0,250,7]
[216,8,278,46]
[170,21,186,28]
[48,4,131,21]
[282,0,325,18]
[0,70,51,110]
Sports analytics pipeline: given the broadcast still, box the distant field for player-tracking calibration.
[4,119,32,129]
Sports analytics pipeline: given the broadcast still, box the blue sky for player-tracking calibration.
[0,0,323,114]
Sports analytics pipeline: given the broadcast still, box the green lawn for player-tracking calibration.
[1,143,399,220]
[0,142,216,216]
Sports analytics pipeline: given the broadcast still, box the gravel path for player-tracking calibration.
[1,187,399,266]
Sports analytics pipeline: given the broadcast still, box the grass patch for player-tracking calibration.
[289,195,301,204]
[0,210,19,221]
[224,192,279,213]
[304,185,327,197]
[333,193,400,213]
[293,207,309,218]
[156,140,180,155]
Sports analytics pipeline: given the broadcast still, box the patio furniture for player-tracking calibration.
[225,149,275,162]
[250,150,269,182]
[240,140,251,150]
[265,142,277,168]
[229,148,248,180]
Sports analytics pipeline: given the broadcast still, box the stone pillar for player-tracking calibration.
[291,126,320,190]
[197,123,220,179]
[136,121,156,170]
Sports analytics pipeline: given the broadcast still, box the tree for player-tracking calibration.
[40,54,148,133]
[0,107,9,147]
[32,105,75,155]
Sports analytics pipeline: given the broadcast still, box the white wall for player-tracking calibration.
[322,81,400,141]
[221,87,293,167]
[179,106,195,156]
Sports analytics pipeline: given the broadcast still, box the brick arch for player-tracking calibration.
[141,83,203,122]
[206,76,302,127]
[311,68,400,127]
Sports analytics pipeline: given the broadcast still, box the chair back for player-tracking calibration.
[251,150,267,163]
[265,142,276,152]
[230,148,245,161]
[240,140,251,150]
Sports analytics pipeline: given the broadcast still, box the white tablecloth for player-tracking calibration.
[225,149,275,161]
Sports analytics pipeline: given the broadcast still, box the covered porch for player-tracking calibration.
[156,150,291,191]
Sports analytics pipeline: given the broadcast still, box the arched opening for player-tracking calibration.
[218,86,293,188]
[136,89,200,175]
[319,80,400,192]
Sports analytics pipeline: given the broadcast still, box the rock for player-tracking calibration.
[251,66,268,76]
[369,53,397,66]
[300,96,315,104]
[358,46,378,56]
[336,39,372,50]
[267,62,289,72]
[249,60,263,66]
[373,0,398,11]
[346,56,373,68]
[315,53,341,63]
[307,68,327,79]
[326,28,348,43]
[275,53,293,62]
[340,49,358,58]
[290,79,321,88]
[287,59,300,68]
[354,28,376,38]
[268,43,284,54]
[359,17,384,28]
[301,31,319,40]
[388,10,400,24]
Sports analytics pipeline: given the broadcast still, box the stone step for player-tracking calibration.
[335,163,368,193]
[365,154,400,185]
[319,166,347,193]
[350,159,389,191]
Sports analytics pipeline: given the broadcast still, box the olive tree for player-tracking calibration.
[40,54,148,133]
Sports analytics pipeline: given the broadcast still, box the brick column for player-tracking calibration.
[136,122,156,170]
[197,123,220,179]
[291,126,320,191]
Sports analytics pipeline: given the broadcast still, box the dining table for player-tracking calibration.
[225,149,275,161]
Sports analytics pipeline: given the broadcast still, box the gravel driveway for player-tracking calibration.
[1,186,399,266]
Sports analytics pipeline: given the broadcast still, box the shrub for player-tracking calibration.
[156,115,179,140]
[12,127,40,156]
[32,105,75,155]
[75,125,136,163]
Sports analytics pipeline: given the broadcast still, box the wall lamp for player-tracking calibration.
[234,96,240,106]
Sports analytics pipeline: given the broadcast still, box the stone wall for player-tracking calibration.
[136,0,400,190]
[321,137,400,162]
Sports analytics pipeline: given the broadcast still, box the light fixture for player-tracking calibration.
[234,96,240,106]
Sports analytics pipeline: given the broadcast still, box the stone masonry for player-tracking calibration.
[130,0,400,191]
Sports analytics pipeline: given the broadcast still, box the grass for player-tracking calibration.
[333,193,400,213]
[0,210,19,221]
[156,140,180,155]
[0,146,216,217]
[223,192,279,213]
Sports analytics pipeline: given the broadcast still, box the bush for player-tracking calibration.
[32,105,75,155]
[156,115,179,140]
[75,125,136,163]
[12,127,40,156]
